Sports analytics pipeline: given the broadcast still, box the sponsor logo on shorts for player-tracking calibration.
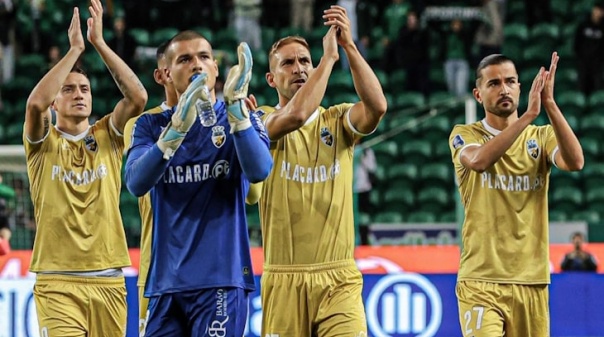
[207,288,230,337]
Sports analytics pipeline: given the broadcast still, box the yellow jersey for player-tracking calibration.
[123,103,167,286]
[24,115,131,272]
[449,119,558,284]
[258,104,360,266]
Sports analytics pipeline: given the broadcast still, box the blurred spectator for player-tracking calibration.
[354,140,377,215]
[561,232,598,272]
[215,76,225,102]
[29,0,44,53]
[524,0,551,27]
[388,11,430,96]
[383,0,411,44]
[0,174,15,255]
[0,0,15,84]
[441,19,472,98]
[233,0,262,51]
[356,0,378,59]
[474,0,504,62]
[354,138,377,245]
[108,16,137,70]
[47,44,61,70]
[11,177,35,231]
[291,0,315,32]
[337,0,368,70]
[574,2,604,96]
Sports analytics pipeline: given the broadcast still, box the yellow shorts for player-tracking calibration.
[138,286,149,336]
[456,280,549,337]
[33,274,127,337]
[261,260,367,337]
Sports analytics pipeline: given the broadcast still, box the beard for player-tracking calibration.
[488,100,518,118]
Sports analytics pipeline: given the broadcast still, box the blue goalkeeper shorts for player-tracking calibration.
[144,287,249,337]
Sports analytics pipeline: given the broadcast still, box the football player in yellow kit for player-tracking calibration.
[450,52,583,337]
[257,5,387,336]
[23,2,147,336]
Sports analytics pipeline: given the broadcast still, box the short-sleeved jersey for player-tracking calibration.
[129,100,269,296]
[124,103,168,287]
[449,119,559,284]
[24,115,131,272]
[257,104,358,266]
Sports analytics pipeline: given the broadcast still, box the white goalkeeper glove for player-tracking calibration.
[224,42,253,134]
[157,72,209,159]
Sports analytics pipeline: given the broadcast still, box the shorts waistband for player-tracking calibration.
[36,274,125,286]
[264,260,357,273]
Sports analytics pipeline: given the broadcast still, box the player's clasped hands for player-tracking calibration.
[323,5,355,48]
[68,8,85,53]
[157,73,208,159]
[86,0,105,47]
[541,51,559,106]
[526,66,548,119]
[67,0,106,52]
[321,26,339,62]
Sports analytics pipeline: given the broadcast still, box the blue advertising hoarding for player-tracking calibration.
[1,273,603,337]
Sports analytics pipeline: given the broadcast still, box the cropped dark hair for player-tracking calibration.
[70,66,88,78]
[475,54,515,85]
[164,30,210,63]
[156,39,171,61]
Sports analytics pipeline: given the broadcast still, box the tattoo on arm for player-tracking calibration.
[43,115,49,136]
[108,69,145,98]
[108,70,129,97]
[132,74,145,92]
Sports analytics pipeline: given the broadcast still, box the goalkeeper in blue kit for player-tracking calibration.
[125,31,272,337]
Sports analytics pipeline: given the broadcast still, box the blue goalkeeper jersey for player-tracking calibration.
[127,100,268,296]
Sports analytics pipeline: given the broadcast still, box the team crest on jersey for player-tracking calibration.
[84,134,97,152]
[211,126,226,148]
[320,127,333,147]
[452,134,465,149]
[527,139,540,159]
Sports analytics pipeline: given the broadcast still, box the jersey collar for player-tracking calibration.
[481,118,501,136]
[55,125,91,141]
[161,101,171,111]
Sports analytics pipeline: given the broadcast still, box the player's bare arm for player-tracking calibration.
[540,52,584,171]
[25,8,85,142]
[461,67,548,172]
[324,5,387,134]
[265,27,339,140]
[87,0,147,133]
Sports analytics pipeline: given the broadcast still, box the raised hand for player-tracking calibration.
[225,42,254,133]
[244,94,258,112]
[322,26,339,62]
[157,73,209,159]
[542,52,559,106]
[86,0,105,46]
[68,7,85,53]
[224,42,253,104]
[526,67,548,119]
[323,5,354,48]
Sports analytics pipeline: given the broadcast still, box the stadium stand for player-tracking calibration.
[1,0,604,250]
